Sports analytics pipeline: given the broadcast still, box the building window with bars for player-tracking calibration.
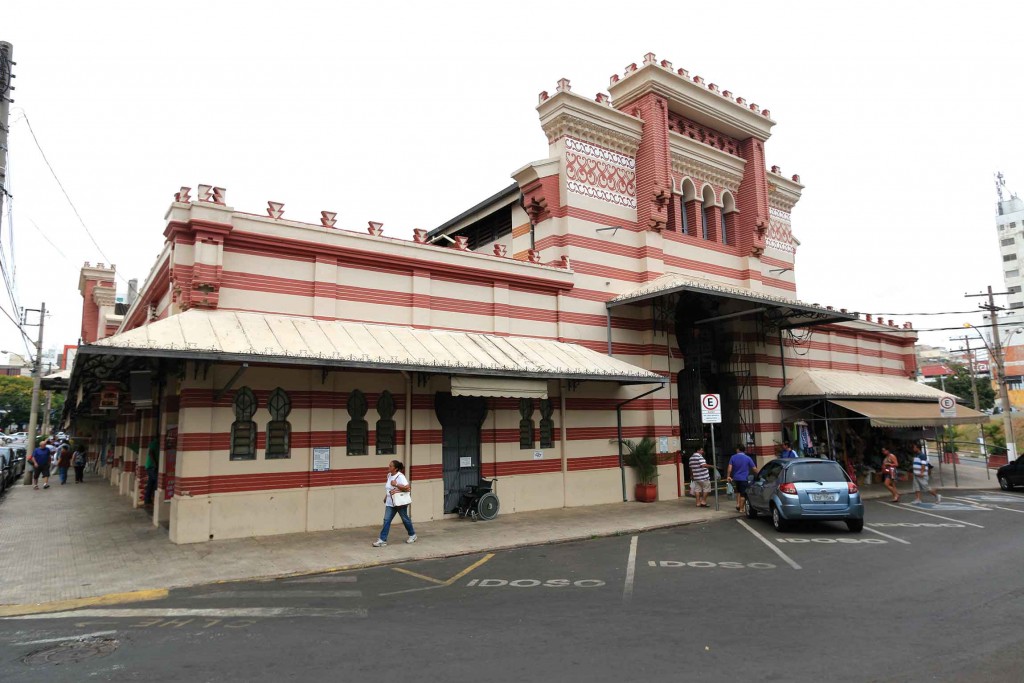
[346,389,369,456]
[265,387,292,459]
[230,387,258,461]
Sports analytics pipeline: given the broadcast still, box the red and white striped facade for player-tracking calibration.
[77,55,916,543]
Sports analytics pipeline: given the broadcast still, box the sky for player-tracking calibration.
[3,0,1024,367]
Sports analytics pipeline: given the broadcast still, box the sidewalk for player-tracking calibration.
[0,460,998,609]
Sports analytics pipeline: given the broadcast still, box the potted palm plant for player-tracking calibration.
[622,437,659,503]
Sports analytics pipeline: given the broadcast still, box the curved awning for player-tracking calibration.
[830,399,987,427]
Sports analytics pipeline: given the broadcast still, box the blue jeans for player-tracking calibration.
[378,504,415,541]
[144,467,158,505]
[58,466,69,484]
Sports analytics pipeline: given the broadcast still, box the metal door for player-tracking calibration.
[435,393,488,513]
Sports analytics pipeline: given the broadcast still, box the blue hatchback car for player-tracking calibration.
[744,458,864,533]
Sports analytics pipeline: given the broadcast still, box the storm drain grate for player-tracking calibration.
[21,637,119,666]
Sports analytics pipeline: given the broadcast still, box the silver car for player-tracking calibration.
[744,458,864,533]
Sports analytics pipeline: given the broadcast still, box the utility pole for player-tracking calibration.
[0,42,15,232]
[966,286,1016,461]
[21,303,44,485]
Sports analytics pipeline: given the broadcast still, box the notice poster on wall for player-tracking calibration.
[460,456,473,468]
[312,447,331,472]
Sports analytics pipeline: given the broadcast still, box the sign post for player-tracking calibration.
[939,397,958,487]
[701,394,722,511]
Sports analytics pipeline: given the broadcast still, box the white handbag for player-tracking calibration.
[392,490,412,506]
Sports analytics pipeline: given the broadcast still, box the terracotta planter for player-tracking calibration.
[635,483,658,503]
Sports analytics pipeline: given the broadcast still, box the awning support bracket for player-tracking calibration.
[214,363,249,401]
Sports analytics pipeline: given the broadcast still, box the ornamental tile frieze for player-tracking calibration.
[564,137,637,209]
[766,207,795,254]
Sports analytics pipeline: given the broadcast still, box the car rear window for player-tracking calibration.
[786,462,848,483]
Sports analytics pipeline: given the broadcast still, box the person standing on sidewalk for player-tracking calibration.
[143,437,159,507]
[688,447,713,508]
[911,443,941,505]
[881,447,901,502]
[726,445,758,513]
[72,444,87,483]
[56,443,72,485]
[373,460,417,547]
[30,439,52,489]
[779,441,798,458]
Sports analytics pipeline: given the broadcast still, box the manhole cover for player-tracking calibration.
[22,637,119,666]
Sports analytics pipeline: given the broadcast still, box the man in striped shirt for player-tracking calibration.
[688,447,713,508]
[911,443,941,505]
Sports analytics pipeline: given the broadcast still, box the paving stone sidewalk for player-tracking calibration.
[0,459,997,607]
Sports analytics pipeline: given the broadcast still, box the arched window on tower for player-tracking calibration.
[680,179,697,236]
[701,185,716,241]
[721,192,737,246]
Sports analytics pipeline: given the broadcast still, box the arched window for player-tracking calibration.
[701,185,716,241]
[721,192,736,246]
[539,399,555,449]
[346,389,369,456]
[230,387,258,461]
[265,387,291,459]
[519,398,535,449]
[680,179,697,235]
[375,390,397,456]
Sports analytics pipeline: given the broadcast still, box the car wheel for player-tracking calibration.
[771,505,788,532]
[999,476,1013,491]
[846,519,864,533]
[745,499,758,519]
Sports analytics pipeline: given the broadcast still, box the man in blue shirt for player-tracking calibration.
[726,445,758,513]
[780,441,798,458]
[30,439,52,489]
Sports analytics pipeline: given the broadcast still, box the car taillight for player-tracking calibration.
[848,482,859,494]
[779,483,797,495]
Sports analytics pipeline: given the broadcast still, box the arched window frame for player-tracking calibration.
[230,387,258,461]
[265,387,292,459]
[721,191,737,246]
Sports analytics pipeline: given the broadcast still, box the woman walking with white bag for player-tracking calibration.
[373,460,417,547]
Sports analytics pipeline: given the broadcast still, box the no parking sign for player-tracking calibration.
[701,394,722,424]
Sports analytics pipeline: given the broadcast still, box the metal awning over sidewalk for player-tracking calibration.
[779,369,952,401]
[606,273,857,328]
[77,309,664,385]
[829,399,987,427]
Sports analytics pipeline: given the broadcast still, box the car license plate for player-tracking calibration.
[810,493,837,502]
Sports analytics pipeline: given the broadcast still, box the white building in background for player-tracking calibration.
[995,179,1024,396]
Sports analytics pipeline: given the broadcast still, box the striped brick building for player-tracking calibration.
[68,55,917,543]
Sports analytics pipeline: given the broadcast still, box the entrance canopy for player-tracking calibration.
[606,273,857,328]
[74,309,664,386]
[829,399,986,427]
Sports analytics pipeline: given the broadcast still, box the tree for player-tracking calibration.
[924,362,996,411]
[0,375,34,428]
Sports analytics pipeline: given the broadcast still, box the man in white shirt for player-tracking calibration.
[688,447,713,508]
[911,443,941,505]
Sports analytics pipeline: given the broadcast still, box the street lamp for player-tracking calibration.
[964,323,1020,461]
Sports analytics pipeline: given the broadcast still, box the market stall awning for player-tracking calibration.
[779,369,951,401]
[77,309,664,385]
[451,376,549,399]
[606,273,857,328]
[829,399,987,428]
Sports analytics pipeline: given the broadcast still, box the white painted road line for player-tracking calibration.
[862,526,911,544]
[623,535,638,603]
[947,496,1024,514]
[736,520,802,570]
[5,608,368,620]
[283,575,358,584]
[14,630,118,646]
[191,590,362,599]
[880,502,985,528]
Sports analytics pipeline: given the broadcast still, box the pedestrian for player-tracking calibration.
[372,459,417,547]
[910,443,941,504]
[881,447,900,503]
[688,447,713,508]
[29,439,52,489]
[73,444,87,483]
[143,436,159,507]
[56,443,72,485]
[779,440,798,458]
[726,445,758,513]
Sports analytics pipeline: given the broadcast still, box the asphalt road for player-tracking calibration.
[1,491,1023,682]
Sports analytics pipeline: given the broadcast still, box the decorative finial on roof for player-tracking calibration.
[212,187,226,205]
[660,59,673,70]
[493,244,507,258]
[792,174,801,184]
[197,184,213,202]
[595,93,611,105]
[367,221,384,236]
[320,211,337,228]
[643,52,657,66]
[693,75,705,85]
[538,90,549,105]
[267,201,284,219]
[413,229,428,244]
[676,67,689,79]
[556,78,571,93]
[175,187,192,203]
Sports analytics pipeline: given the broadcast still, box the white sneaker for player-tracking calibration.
[372,539,387,547]
[406,534,418,544]
[935,494,942,504]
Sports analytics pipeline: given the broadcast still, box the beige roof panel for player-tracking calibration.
[780,369,953,401]
[83,309,663,385]
[830,399,987,428]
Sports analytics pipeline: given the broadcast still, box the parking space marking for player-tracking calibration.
[879,502,984,528]
[862,526,911,544]
[623,535,638,603]
[5,607,367,620]
[13,630,118,646]
[736,519,801,570]
[946,496,1024,514]
[381,553,495,596]
[190,590,362,599]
